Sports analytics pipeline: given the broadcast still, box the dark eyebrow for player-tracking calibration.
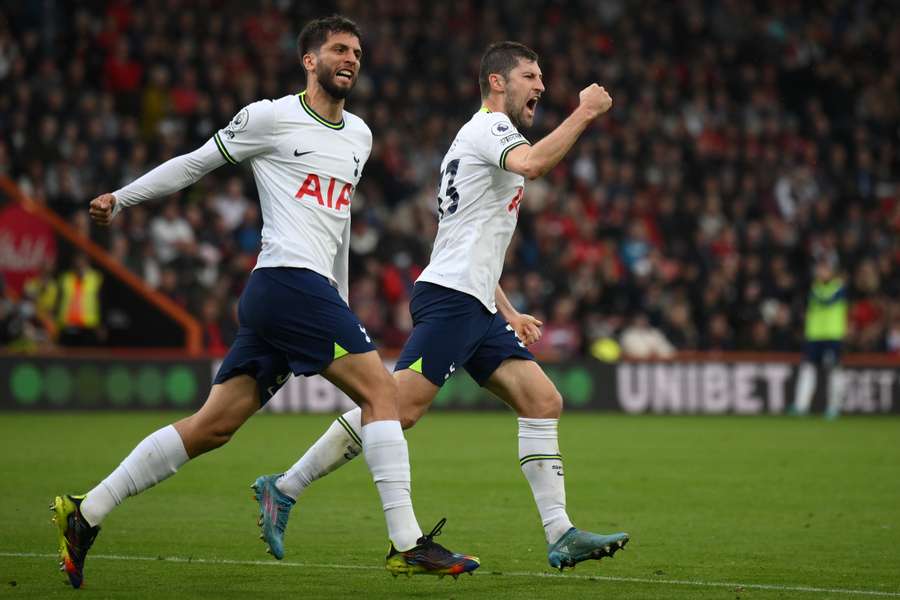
[332,42,362,58]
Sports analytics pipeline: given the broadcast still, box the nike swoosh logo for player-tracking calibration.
[294,150,313,158]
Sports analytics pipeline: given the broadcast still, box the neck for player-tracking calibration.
[304,84,344,122]
[483,95,505,114]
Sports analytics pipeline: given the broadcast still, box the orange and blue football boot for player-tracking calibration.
[385,518,480,579]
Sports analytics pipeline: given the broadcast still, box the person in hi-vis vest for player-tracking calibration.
[791,257,847,418]
[57,253,103,346]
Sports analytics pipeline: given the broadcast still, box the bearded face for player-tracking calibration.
[308,32,361,101]
[500,59,543,130]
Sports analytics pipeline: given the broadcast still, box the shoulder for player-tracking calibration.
[342,110,373,144]
[459,111,520,144]
[227,98,278,133]
[477,110,519,136]
[342,110,371,135]
[261,95,299,119]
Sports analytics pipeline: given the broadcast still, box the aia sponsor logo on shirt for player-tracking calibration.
[295,174,353,211]
[507,187,524,215]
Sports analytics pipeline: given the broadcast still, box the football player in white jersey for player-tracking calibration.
[261,42,630,572]
[51,16,478,589]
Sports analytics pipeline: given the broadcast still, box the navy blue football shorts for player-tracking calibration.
[804,340,842,367]
[214,267,375,405]
[394,282,535,387]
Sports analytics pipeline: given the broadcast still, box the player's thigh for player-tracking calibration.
[322,350,398,421]
[394,282,491,386]
[213,322,293,405]
[174,375,261,457]
[394,368,440,429]
[484,358,562,419]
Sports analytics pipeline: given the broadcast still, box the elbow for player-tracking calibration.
[521,162,545,181]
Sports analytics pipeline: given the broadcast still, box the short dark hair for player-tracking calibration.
[479,41,539,98]
[297,15,361,59]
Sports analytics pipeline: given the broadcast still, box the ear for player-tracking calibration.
[302,51,317,74]
[489,73,506,93]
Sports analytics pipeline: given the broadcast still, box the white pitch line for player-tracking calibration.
[3,551,899,597]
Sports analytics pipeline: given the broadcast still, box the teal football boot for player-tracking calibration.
[251,474,295,559]
[547,528,629,571]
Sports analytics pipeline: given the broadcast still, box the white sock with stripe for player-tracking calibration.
[519,417,574,544]
[362,419,422,551]
[80,425,189,527]
[276,408,363,500]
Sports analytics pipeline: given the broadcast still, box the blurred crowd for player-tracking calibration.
[2,0,899,357]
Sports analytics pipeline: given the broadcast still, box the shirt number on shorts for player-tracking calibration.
[437,159,460,219]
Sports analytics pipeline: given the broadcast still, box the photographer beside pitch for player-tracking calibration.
[51,15,479,589]
[255,42,630,572]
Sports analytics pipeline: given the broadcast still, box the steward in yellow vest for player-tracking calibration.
[57,254,103,346]
[791,258,847,418]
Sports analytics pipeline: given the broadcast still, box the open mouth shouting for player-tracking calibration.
[336,68,354,82]
[525,95,540,117]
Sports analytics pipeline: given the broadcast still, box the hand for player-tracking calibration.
[578,84,613,119]
[508,313,543,346]
[89,193,117,226]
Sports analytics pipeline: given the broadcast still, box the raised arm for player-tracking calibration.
[90,100,275,226]
[504,84,612,180]
[89,139,226,225]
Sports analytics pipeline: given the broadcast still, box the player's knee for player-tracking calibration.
[206,422,239,448]
[523,386,562,419]
[359,371,399,410]
[189,422,234,453]
[399,405,426,430]
[175,416,230,456]
[538,388,563,418]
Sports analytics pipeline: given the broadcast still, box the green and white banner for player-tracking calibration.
[2,356,897,414]
[1,357,210,410]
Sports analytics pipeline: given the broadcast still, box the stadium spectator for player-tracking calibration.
[619,314,675,359]
[150,197,195,265]
[1,0,897,356]
[22,261,59,342]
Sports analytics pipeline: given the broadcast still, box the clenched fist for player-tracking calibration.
[508,313,543,346]
[89,193,117,226]
[578,84,613,119]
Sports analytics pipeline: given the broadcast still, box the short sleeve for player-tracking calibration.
[213,100,276,164]
[470,113,530,170]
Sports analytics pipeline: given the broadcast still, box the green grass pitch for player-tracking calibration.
[1,412,899,599]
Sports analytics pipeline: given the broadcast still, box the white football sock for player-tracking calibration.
[826,368,846,414]
[518,417,574,544]
[276,408,363,500]
[794,363,817,414]
[80,425,188,527]
[362,419,422,551]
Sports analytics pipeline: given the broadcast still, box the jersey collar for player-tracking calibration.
[298,91,345,130]
[479,105,492,113]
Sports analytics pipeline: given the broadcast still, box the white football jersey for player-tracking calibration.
[214,92,371,288]
[417,108,529,312]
